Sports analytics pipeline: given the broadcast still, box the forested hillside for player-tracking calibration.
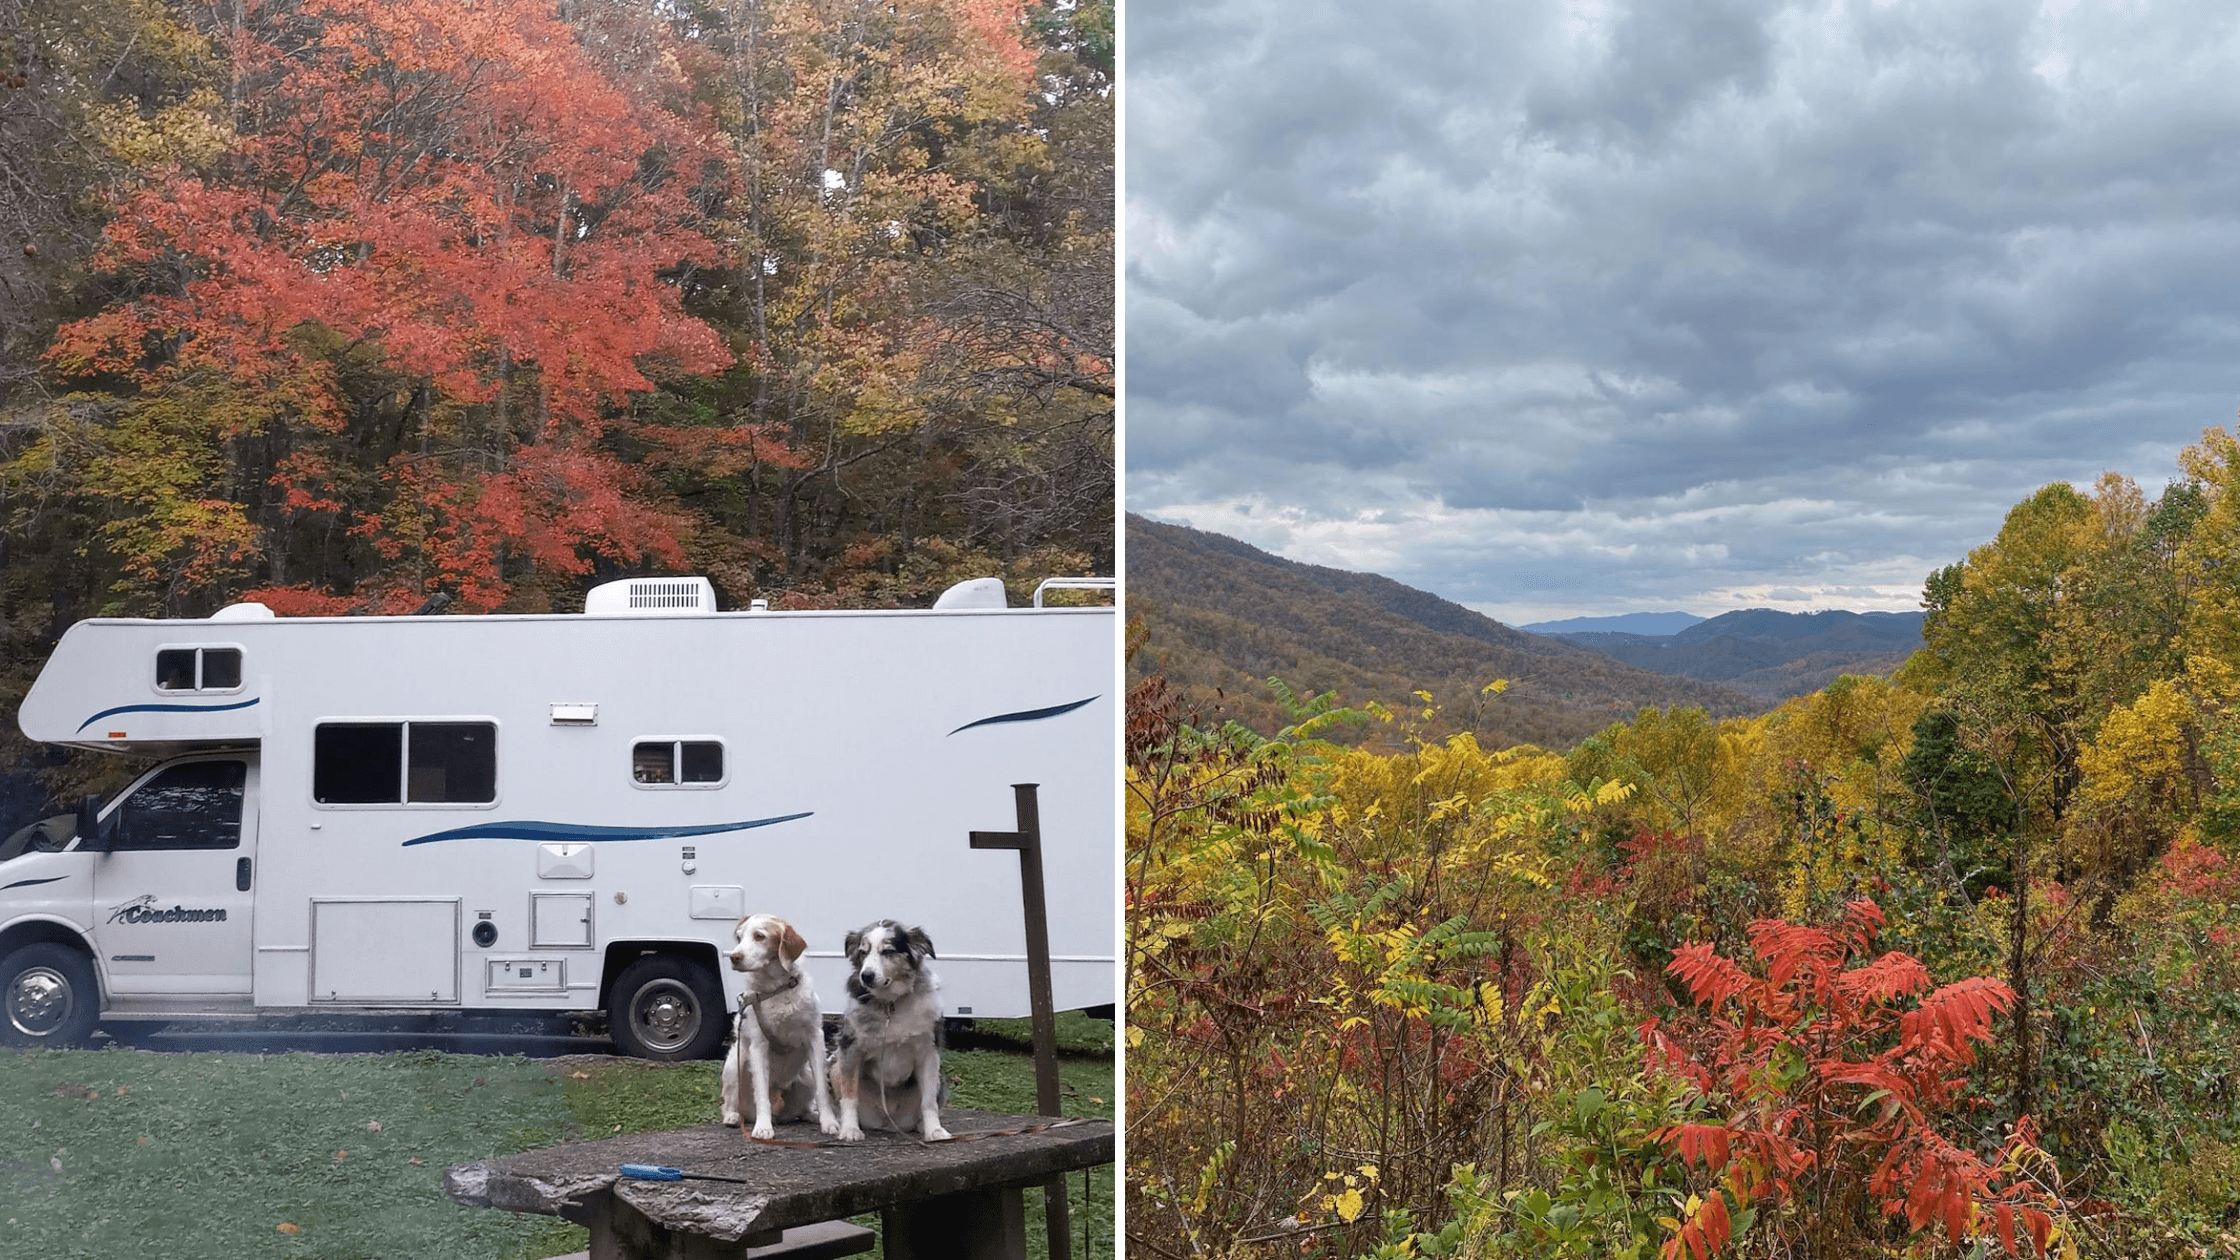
[1127,513,1757,748]
[1128,440,2240,1259]
[1543,608,1926,702]
[0,0,1112,811]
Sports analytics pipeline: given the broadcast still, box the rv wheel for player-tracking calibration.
[0,942,100,1047]
[608,955,725,1061]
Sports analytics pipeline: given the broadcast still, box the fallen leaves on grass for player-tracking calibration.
[334,1150,348,1161]
[53,1085,96,1099]
[366,1120,382,1132]
[276,1223,299,1235]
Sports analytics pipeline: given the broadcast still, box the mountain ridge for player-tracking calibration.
[1125,515,1762,748]
[1533,607,1925,700]
[1518,611,1704,636]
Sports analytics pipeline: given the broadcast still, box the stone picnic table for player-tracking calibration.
[444,1108,1114,1260]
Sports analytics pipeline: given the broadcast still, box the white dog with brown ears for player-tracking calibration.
[720,912,839,1140]
[829,919,950,1142]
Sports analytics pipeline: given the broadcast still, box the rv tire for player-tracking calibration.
[608,954,725,1061]
[0,942,100,1047]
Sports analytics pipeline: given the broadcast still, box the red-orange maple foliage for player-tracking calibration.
[50,0,731,611]
[1643,899,2060,1259]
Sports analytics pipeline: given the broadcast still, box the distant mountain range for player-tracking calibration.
[1519,611,1705,636]
[1126,515,1760,748]
[1532,608,1925,702]
[1126,515,1927,745]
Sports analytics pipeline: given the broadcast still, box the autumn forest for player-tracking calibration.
[1127,438,2240,1258]
[11,3,2240,1258]
[0,0,1112,806]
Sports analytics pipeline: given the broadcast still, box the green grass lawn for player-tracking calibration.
[0,1021,1113,1260]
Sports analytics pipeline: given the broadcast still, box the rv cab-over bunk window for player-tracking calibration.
[156,646,242,691]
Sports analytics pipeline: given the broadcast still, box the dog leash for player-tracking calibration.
[730,976,802,1056]
[730,976,799,1057]
[736,975,799,1010]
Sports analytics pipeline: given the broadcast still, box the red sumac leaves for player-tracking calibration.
[1650,901,2057,1257]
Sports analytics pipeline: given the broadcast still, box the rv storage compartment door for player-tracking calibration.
[531,893,593,948]
[486,958,564,993]
[311,899,460,1003]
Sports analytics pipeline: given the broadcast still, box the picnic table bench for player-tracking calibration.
[444,1108,1114,1260]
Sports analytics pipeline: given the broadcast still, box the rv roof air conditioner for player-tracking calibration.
[583,577,717,616]
[209,601,276,621]
[932,577,1008,610]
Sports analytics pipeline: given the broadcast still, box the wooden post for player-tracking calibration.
[969,783,1070,1260]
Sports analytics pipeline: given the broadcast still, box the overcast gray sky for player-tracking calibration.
[1124,0,2240,626]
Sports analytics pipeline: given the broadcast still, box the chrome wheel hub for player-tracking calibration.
[632,981,697,1052]
[7,966,73,1036]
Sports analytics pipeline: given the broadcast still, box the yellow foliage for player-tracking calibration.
[2078,679,2193,811]
[94,89,233,168]
[2067,677,2198,882]
[1487,748,1569,790]
[2178,429,2240,677]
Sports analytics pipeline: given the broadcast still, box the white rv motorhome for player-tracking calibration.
[1,575,1114,1059]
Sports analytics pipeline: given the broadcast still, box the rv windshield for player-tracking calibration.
[0,814,74,863]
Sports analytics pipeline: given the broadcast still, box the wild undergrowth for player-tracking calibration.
[1126,658,2240,1259]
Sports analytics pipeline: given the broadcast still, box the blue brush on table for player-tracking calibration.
[619,1163,753,1185]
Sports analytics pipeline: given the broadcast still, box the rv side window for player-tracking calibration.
[632,743,673,784]
[155,646,242,692]
[315,724,403,803]
[632,740,724,787]
[409,723,496,803]
[315,721,497,805]
[681,742,722,783]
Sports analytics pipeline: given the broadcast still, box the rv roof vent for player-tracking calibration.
[584,577,716,615]
[210,601,276,621]
[933,577,1008,610]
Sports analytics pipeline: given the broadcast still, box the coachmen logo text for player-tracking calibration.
[107,894,226,925]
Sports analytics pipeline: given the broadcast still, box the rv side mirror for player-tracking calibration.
[76,795,110,851]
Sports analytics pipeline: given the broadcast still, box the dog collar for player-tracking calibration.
[738,974,801,1008]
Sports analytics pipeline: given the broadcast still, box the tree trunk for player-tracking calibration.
[2008,830,2034,1121]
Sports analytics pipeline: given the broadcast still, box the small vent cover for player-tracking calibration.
[584,577,716,615]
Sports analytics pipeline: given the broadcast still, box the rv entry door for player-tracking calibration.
[91,756,258,995]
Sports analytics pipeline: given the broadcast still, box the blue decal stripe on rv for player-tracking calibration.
[1,877,68,891]
[948,696,1099,735]
[75,698,261,733]
[400,814,813,847]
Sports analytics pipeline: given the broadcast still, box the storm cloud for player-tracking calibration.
[1125,0,2240,624]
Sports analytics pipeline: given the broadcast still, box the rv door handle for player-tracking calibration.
[236,857,252,892]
